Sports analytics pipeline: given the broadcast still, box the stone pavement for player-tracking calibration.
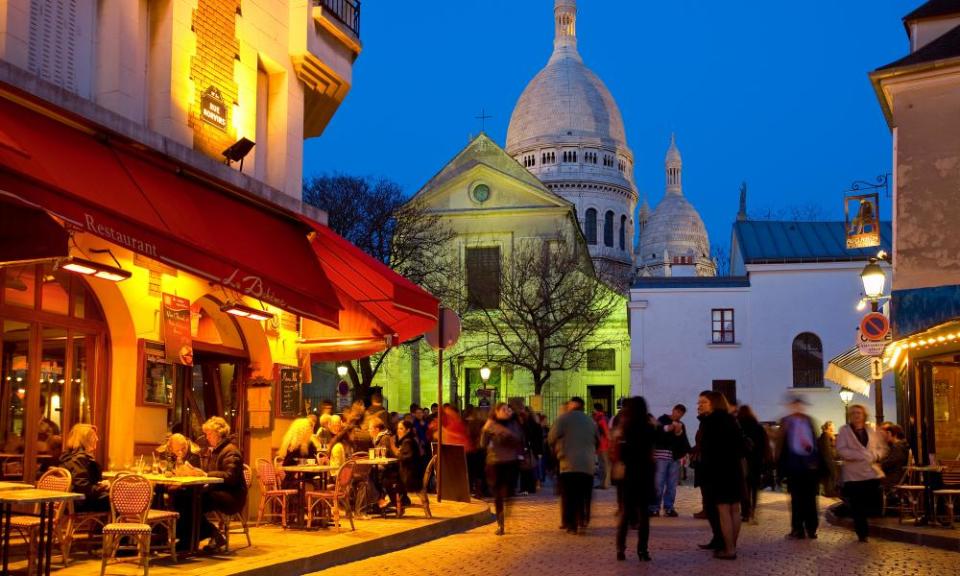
[309,485,960,576]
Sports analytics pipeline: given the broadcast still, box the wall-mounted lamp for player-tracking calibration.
[222,137,255,171]
[479,364,492,383]
[58,256,131,282]
[336,363,349,378]
[220,301,274,321]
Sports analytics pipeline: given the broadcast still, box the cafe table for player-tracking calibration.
[905,464,945,524]
[352,458,399,517]
[1,488,83,576]
[279,463,337,528]
[102,471,223,553]
[0,481,31,491]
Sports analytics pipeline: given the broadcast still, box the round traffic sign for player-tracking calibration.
[860,312,890,342]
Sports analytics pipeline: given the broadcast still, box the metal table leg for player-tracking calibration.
[44,502,55,576]
[2,503,11,575]
[191,486,203,553]
[36,500,48,576]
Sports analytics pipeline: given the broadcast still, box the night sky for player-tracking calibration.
[303,1,918,251]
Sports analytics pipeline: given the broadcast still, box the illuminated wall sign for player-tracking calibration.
[845,192,880,249]
[200,86,227,130]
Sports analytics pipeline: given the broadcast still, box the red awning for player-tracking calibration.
[300,218,439,358]
[0,92,341,326]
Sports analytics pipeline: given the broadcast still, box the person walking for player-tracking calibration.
[592,403,611,489]
[548,396,600,534]
[697,391,744,560]
[480,403,525,535]
[737,405,768,524]
[818,421,840,498]
[612,396,656,562]
[650,403,691,517]
[778,395,824,540]
[836,404,886,542]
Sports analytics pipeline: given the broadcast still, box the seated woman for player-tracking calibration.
[279,417,319,489]
[59,424,110,513]
[395,419,423,507]
[328,416,352,470]
[198,416,247,553]
[369,417,401,512]
[157,433,202,473]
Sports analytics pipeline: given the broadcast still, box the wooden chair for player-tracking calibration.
[145,504,179,561]
[100,474,154,576]
[933,460,960,528]
[217,464,253,549]
[255,458,296,527]
[8,467,73,571]
[305,461,355,531]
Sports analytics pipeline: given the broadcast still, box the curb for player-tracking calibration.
[824,507,960,551]
[230,504,495,576]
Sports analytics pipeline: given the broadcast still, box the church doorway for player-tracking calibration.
[588,385,614,417]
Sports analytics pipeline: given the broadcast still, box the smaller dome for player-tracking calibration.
[638,193,711,265]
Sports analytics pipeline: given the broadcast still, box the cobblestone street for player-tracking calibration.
[311,485,959,576]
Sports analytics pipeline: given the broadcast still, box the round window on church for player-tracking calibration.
[471,183,491,203]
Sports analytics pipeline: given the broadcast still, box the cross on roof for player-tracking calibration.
[475,108,492,132]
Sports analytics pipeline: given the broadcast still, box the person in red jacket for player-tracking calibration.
[593,403,611,489]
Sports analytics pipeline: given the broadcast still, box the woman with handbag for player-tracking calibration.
[480,403,525,535]
[612,396,656,562]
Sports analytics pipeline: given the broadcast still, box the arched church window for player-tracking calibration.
[619,215,627,250]
[792,332,824,388]
[604,210,614,247]
[585,208,597,245]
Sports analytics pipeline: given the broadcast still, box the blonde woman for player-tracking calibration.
[836,405,886,543]
[59,424,109,512]
[279,418,319,466]
[328,415,353,470]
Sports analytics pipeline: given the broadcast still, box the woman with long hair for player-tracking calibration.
[59,424,109,512]
[480,402,524,535]
[737,404,767,524]
[836,404,885,542]
[279,418,319,466]
[697,391,744,560]
[328,415,353,470]
[612,396,656,562]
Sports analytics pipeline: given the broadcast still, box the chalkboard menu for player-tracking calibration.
[275,365,301,418]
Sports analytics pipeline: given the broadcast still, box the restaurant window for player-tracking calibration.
[466,247,501,310]
[28,0,96,98]
[1,264,108,481]
[604,210,614,247]
[792,332,824,388]
[587,349,616,371]
[585,208,597,245]
[711,308,735,344]
[927,361,960,463]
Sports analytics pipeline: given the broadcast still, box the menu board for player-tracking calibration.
[275,365,301,418]
[162,293,193,365]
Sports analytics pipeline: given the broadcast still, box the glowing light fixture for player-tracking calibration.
[480,364,492,382]
[839,389,854,407]
[860,259,886,300]
[336,363,349,378]
[220,301,274,321]
[59,256,131,282]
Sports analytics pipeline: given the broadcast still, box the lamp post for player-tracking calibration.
[839,389,854,423]
[336,363,349,378]
[860,256,887,423]
[479,364,491,384]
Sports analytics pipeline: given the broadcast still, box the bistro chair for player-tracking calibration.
[933,460,960,528]
[418,454,437,519]
[305,460,355,531]
[255,458,296,528]
[7,467,73,571]
[894,449,927,524]
[100,474,154,576]
[145,500,179,561]
[216,463,253,549]
[348,453,374,518]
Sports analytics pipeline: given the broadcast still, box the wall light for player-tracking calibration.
[220,301,274,321]
[59,256,131,282]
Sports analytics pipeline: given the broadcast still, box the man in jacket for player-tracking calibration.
[778,395,822,539]
[592,403,611,489]
[548,397,600,534]
[650,404,691,517]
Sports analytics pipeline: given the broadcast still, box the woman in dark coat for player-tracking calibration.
[698,391,745,560]
[59,424,109,512]
[612,396,656,562]
[480,402,524,535]
[737,405,768,524]
[199,416,247,553]
[395,419,423,503]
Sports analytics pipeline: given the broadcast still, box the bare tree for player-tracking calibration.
[748,203,825,222]
[711,244,730,277]
[463,235,620,395]
[303,174,456,400]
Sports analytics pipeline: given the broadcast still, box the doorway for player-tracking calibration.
[588,385,614,417]
[171,348,248,451]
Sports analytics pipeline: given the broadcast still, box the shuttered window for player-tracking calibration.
[28,0,95,97]
[466,247,500,310]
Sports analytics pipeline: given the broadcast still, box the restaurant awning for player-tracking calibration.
[0,90,341,326]
[825,347,879,397]
[299,219,439,361]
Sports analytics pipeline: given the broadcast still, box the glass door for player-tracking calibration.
[1,320,30,480]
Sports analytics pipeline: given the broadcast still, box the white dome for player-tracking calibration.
[639,193,711,263]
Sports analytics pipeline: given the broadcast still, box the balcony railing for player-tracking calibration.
[315,0,360,38]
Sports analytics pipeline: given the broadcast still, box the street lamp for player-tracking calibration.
[336,363,349,378]
[479,364,491,383]
[860,259,886,300]
[839,388,854,424]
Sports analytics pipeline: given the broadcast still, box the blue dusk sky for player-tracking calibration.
[303,1,918,250]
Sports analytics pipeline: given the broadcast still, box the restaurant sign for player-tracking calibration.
[200,86,227,130]
[162,293,193,365]
[844,192,880,249]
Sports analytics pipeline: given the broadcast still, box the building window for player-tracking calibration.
[619,215,627,250]
[711,309,735,344]
[587,349,616,371]
[28,0,96,97]
[792,332,824,388]
[604,210,614,247]
[465,247,501,310]
[585,208,597,245]
[712,380,737,405]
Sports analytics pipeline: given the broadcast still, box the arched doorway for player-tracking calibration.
[1,263,109,481]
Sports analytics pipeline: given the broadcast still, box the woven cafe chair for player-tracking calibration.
[99,474,153,576]
[305,460,355,531]
[8,467,73,571]
[895,450,927,524]
[933,460,960,528]
[255,458,296,527]
[409,454,437,519]
[216,463,253,549]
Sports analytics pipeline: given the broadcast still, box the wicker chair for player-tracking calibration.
[305,460,355,531]
[100,474,154,576]
[255,458,296,527]
[8,467,73,571]
[216,463,253,549]
[145,503,179,561]
[415,455,437,519]
[933,460,960,527]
